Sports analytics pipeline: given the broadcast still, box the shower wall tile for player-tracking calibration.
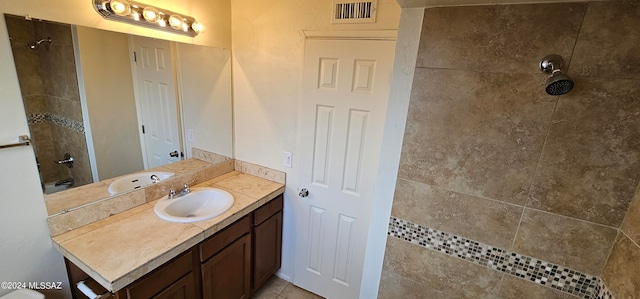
[527,76,640,227]
[512,209,618,276]
[9,45,44,97]
[50,125,92,186]
[621,186,640,244]
[417,3,586,73]
[35,22,80,102]
[498,275,579,299]
[383,236,503,298]
[23,95,46,115]
[41,44,80,102]
[30,122,64,183]
[47,95,83,122]
[392,178,522,249]
[378,269,455,299]
[4,15,35,43]
[34,21,73,46]
[398,68,556,205]
[570,1,640,79]
[601,232,640,299]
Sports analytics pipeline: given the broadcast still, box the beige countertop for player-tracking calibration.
[51,171,284,292]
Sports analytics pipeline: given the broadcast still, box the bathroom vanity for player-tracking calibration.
[65,195,282,299]
[48,160,285,299]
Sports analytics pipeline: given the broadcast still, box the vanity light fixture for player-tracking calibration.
[94,0,202,37]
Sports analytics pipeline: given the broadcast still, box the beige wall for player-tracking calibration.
[177,44,233,159]
[382,2,640,298]
[76,26,144,181]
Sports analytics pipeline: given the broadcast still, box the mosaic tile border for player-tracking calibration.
[593,278,615,299]
[388,216,615,299]
[28,112,84,133]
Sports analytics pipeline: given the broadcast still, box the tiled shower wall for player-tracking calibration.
[6,16,92,188]
[380,2,640,299]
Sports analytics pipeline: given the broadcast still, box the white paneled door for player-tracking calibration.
[294,38,395,298]
[131,36,181,169]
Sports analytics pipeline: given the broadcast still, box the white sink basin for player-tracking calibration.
[154,187,234,223]
[108,172,174,195]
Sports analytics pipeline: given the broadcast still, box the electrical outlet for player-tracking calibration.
[283,151,292,168]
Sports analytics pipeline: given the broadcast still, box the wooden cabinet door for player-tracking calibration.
[253,210,283,292]
[123,251,196,299]
[202,234,251,299]
[153,274,196,299]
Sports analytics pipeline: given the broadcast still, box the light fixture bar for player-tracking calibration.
[94,0,201,37]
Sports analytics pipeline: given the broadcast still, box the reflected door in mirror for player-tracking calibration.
[132,36,182,168]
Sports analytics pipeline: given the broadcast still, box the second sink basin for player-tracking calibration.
[108,171,174,195]
[154,187,234,223]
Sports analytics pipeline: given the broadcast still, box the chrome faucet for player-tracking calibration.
[168,188,177,199]
[179,183,191,196]
[168,183,191,199]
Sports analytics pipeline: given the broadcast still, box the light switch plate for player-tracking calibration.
[283,151,292,168]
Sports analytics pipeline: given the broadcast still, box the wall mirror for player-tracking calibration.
[3,14,233,215]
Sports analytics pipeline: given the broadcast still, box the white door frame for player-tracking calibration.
[292,29,398,298]
[358,10,425,298]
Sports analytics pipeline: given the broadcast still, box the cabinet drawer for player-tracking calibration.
[200,216,251,262]
[125,250,194,298]
[254,195,283,226]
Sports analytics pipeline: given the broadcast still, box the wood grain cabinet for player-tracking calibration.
[200,216,252,299]
[65,194,283,299]
[117,250,200,299]
[252,196,283,292]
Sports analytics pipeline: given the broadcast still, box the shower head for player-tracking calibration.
[539,54,574,96]
[546,72,574,96]
[28,37,51,50]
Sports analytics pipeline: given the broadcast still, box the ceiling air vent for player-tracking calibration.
[332,0,377,24]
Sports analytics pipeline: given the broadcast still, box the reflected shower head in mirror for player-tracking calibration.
[539,54,574,96]
[28,37,52,50]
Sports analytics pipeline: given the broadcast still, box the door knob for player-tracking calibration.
[299,188,309,198]
[169,151,179,158]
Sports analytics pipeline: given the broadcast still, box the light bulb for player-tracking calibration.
[191,21,203,34]
[169,15,183,30]
[182,23,189,32]
[142,6,159,22]
[132,12,140,21]
[158,19,167,27]
[109,0,131,16]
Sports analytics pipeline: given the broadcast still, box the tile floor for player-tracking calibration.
[251,276,323,299]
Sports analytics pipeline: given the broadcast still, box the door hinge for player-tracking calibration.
[181,152,185,158]
[141,125,145,134]
[133,51,137,62]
